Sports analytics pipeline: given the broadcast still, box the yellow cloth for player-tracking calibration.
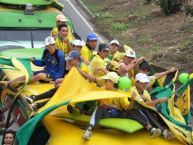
[89,55,107,77]
[112,51,125,62]
[80,45,92,62]
[38,68,129,113]
[148,75,156,87]
[50,26,74,42]
[55,37,69,54]
[80,62,90,74]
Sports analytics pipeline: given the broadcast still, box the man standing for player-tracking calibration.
[55,24,72,54]
[81,33,98,65]
[89,43,109,77]
[50,13,74,41]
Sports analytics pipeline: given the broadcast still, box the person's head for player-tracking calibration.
[56,14,68,26]
[109,39,120,54]
[124,50,136,64]
[139,61,151,75]
[98,43,109,59]
[135,73,150,91]
[4,130,15,145]
[86,33,98,49]
[65,50,81,68]
[72,39,83,52]
[101,72,120,90]
[106,61,120,72]
[45,36,56,54]
[58,24,68,39]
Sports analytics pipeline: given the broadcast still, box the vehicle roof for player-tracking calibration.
[0,0,51,6]
[0,6,61,29]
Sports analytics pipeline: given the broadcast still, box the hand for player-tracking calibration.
[169,67,177,73]
[131,92,137,101]
[63,38,69,43]
[158,97,168,104]
[54,79,63,88]
[30,57,35,62]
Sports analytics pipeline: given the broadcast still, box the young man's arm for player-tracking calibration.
[154,67,177,79]
[76,67,97,83]
[145,97,168,107]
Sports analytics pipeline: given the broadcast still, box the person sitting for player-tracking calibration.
[50,13,75,41]
[137,61,177,88]
[108,39,120,60]
[71,39,83,52]
[55,24,72,54]
[89,43,109,77]
[5,36,65,87]
[25,50,89,111]
[3,130,15,145]
[81,33,98,65]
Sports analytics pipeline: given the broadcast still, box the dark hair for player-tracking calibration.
[139,61,151,71]
[58,23,68,31]
[5,130,16,137]
[114,82,118,89]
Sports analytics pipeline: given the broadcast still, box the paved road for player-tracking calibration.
[59,0,107,43]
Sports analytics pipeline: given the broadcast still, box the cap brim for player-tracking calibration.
[125,55,136,58]
[88,38,97,41]
[138,79,150,83]
[65,57,73,61]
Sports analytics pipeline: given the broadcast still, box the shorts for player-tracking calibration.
[33,70,52,79]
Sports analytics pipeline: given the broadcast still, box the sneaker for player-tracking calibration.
[0,81,8,88]
[24,96,35,104]
[150,128,162,138]
[83,130,92,140]
[163,129,175,140]
[31,103,39,112]
[67,105,79,114]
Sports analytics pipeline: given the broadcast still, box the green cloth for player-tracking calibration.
[16,100,70,145]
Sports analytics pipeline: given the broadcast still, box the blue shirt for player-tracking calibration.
[33,49,65,80]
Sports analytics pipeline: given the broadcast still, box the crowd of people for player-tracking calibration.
[0,13,180,144]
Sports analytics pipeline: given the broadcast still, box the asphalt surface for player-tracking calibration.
[59,0,107,43]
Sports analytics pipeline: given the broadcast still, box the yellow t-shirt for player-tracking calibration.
[55,37,69,54]
[130,86,151,102]
[89,55,107,77]
[81,45,92,63]
[50,26,74,42]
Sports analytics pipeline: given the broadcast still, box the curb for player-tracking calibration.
[76,0,96,22]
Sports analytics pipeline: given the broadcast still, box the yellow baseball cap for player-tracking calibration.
[101,72,120,83]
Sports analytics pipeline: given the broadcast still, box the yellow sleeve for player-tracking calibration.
[80,63,90,74]
[143,91,151,101]
[81,47,90,62]
[67,26,75,42]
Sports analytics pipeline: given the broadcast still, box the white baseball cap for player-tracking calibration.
[72,39,83,47]
[110,39,120,46]
[135,73,150,83]
[56,14,68,22]
[125,50,136,58]
[45,36,55,46]
[101,72,120,83]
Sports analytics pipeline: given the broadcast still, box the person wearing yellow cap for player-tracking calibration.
[89,43,109,77]
[82,72,121,140]
[55,24,72,54]
[81,33,98,65]
[50,13,75,41]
